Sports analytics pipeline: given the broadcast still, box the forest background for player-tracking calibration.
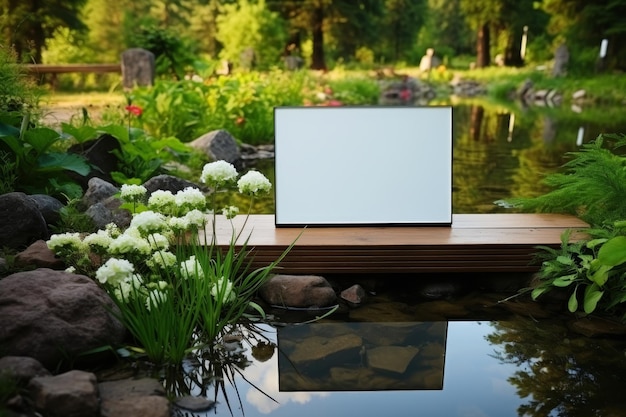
[2,0,625,80]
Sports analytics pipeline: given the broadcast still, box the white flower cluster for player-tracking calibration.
[237,170,272,196]
[47,232,85,254]
[200,160,238,186]
[211,276,236,304]
[130,210,168,236]
[180,255,205,280]
[96,257,136,286]
[148,190,176,213]
[47,159,273,316]
[120,184,147,201]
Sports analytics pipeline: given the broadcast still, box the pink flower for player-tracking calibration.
[326,100,342,107]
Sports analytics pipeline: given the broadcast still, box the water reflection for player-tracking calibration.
[277,322,446,391]
[167,295,626,417]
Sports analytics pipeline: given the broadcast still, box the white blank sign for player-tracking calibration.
[274,106,452,226]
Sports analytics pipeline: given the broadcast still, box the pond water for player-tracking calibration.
[243,101,626,215]
[164,102,626,416]
[166,278,626,417]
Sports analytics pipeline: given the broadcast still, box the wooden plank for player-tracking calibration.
[25,64,121,74]
[205,214,588,274]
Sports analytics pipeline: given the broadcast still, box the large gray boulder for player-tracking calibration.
[0,192,48,250]
[0,269,126,369]
[190,129,241,164]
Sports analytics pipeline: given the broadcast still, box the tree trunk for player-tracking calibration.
[476,23,490,68]
[310,5,327,70]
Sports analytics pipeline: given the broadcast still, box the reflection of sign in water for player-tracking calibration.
[278,322,447,391]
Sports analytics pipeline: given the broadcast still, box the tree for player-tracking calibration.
[417,0,473,58]
[216,0,287,70]
[0,0,87,63]
[541,0,626,72]
[379,0,425,62]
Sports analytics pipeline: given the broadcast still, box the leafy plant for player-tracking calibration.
[509,133,626,319]
[47,161,295,365]
[0,113,90,200]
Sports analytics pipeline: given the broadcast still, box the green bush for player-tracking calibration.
[508,133,626,319]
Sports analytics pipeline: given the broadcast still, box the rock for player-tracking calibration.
[68,134,121,186]
[567,317,626,338]
[28,194,64,226]
[174,395,215,412]
[14,239,65,269]
[85,196,132,230]
[0,192,48,250]
[289,333,363,364]
[82,177,119,207]
[0,269,126,369]
[190,129,241,164]
[340,284,367,306]
[99,377,170,417]
[366,345,419,374]
[0,356,51,385]
[121,48,155,89]
[259,274,337,308]
[143,174,201,195]
[28,370,99,417]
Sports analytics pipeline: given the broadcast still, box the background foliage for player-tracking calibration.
[3,0,625,76]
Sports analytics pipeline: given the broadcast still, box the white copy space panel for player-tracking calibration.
[274,106,452,226]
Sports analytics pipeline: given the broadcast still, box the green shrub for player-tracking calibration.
[508,133,626,319]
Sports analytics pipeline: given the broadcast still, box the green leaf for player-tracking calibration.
[531,286,550,300]
[588,263,611,286]
[99,124,130,142]
[583,284,604,314]
[552,274,577,287]
[586,238,608,249]
[38,152,91,176]
[23,127,62,154]
[0,122,20,137]
[598,236,626,266]
[556,255,574,265]
[61,124,98,143]
[568,288,579,312]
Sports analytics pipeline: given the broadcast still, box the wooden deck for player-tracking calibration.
[209,214,589,274]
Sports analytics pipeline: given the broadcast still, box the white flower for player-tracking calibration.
[105,223,122,238]
[237,170,272,196]
[175,187,206,211]
[169,216,190,232]
[120,184,147,201]
[180,255,205,280]
[222,205,240,219]
[83,229,113,250]
[47,232,85,253]
[109,233,152,256]
[113,274,143,301]
[184,209,207,228]
[145,288,168,311]
[147,250,177,269]
[211,276,236,304]
[96,258,135,286]
[200,160,238,186]
[146,233,170,251]
[65,266,76,274]
[148,190,176,212]
[130,211,168,235]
